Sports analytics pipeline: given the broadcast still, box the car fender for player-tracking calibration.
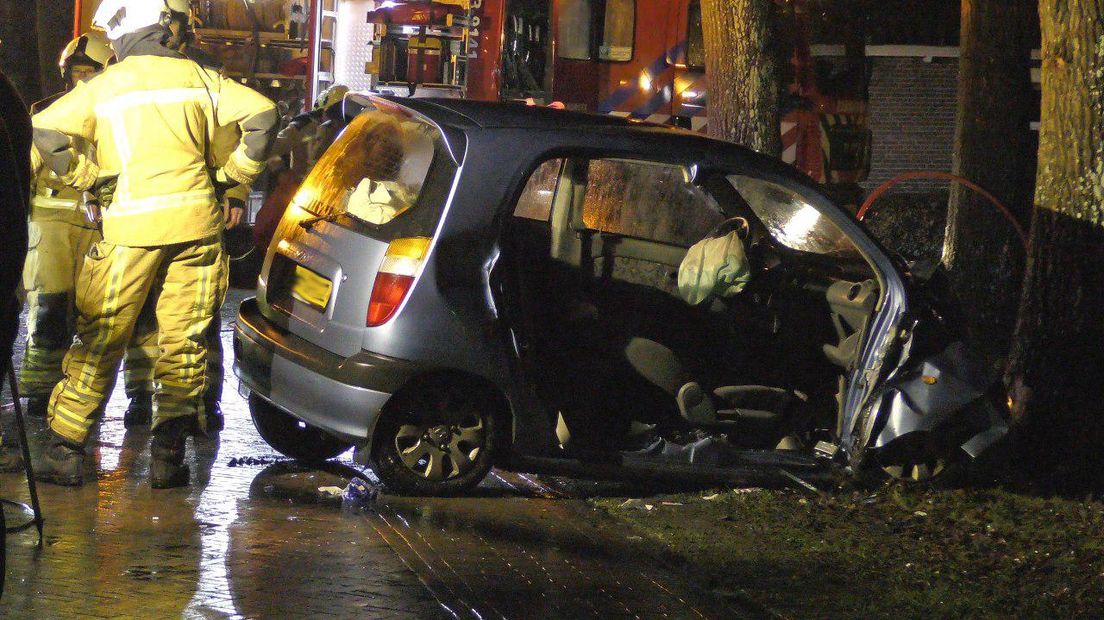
[871,341,1008,455]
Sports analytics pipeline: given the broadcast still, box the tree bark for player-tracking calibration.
[942,0,1034,363]
[701,0,782,156]
[1007,0,1104,491]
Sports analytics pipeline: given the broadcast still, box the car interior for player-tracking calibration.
[499,155,882,462]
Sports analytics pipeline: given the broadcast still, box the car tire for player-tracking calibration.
[372,382,499,496]
[248,393,352,463]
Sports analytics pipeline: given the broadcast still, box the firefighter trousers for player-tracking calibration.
[48,236,228,444]
[123,300,223,406]
[19,215,102,398]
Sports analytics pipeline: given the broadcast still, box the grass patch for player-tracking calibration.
[593,484,1104,618]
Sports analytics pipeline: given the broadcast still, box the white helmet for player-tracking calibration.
[59,30,115,77]
[313,84,350,113]
[93,0,192,41]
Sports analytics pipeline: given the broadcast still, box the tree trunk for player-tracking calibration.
[701,0,781,156]
[1007,0,1104,491]
[942,0,1034,363]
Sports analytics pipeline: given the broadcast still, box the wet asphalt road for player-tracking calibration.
[0,289,747,619]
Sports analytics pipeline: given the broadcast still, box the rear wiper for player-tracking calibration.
[299,212,342,231]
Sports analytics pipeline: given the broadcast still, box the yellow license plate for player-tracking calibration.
[288,265,332,311]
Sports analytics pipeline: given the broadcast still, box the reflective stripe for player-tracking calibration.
[54,404,95,430]
[94,87,218,201]
[31,195,81,210]
[93,87,218,116]
[77,246,128,391]
[228,149,265,179]
[105,189,216,218]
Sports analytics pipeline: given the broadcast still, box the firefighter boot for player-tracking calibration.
[124,393,153,428]
[37,431,85,487]
[150,416,191,489]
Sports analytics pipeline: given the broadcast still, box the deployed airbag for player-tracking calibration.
[677,231,751,305]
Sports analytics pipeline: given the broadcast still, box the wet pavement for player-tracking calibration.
[1,289,749,619]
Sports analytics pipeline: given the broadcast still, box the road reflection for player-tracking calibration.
[2,290,742,619]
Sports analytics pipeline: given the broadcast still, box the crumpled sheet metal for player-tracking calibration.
[873,341,1002,451]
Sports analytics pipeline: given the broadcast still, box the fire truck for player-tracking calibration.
[370,0,872,188]
[73,0,870,188]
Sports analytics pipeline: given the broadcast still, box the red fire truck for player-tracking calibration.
[73,0,870,188]
[371,0,871,188]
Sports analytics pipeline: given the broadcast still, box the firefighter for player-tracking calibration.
[18,30,115,419]
[121,4,246,432]
[272,83,349,178]
[32,0,277,488]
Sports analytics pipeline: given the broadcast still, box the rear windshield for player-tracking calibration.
[290,103,456,236]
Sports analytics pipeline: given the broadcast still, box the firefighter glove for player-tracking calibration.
[210,167,240,202]
[92,175,118,209]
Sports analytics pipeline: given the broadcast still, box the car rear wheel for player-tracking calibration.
[248,393,352,463]
[373,382,498,496]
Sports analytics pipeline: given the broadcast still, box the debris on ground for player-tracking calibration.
[617,499,655,511]
[227,456,284,467]
[340,477,381,511]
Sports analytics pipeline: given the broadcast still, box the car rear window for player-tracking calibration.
[290,103,455,236]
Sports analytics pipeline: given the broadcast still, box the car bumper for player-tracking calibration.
[233,297,423,442]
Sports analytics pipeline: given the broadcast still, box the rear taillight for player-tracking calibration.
[367,237,431,326]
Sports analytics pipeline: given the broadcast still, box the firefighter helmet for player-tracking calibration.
[59,30,115,78]
[313,84,349,113]
[94,0,191,40]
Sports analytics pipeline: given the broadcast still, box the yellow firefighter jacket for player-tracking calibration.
[32,55,276,246]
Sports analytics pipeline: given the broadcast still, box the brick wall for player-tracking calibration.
[862,56,960,194]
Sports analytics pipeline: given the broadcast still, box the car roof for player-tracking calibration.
[371,95,813,192]
[390,97,651,130]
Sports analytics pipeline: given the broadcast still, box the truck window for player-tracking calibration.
[582,159,724,247]
[557,0,635,62]
[686,0,704,69]
[558,0,593,60]
[598,0,635,62]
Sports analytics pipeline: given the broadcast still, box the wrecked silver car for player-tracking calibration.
[233,96,1007,495]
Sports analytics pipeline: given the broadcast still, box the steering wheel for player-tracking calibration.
[707,216,751,241]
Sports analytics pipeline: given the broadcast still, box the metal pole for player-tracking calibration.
[5,363,44,546]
